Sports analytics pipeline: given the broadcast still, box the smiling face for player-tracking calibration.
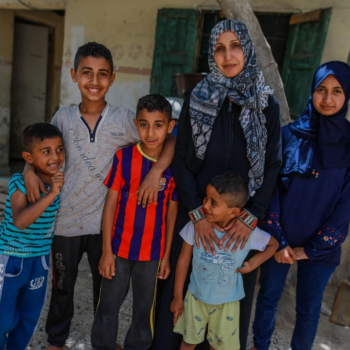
[22,136,64,183]
[203,185,240,228]
[312,75,346,116]
[70,56,115,103]
[213,31,245,78]
[134,110,175,159]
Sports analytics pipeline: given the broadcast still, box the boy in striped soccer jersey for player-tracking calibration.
[91,94,178,350]
[0,123,64,349]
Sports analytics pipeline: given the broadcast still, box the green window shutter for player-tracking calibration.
[282,8,332,119]
[150,8,200,96]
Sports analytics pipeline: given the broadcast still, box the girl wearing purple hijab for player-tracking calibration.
[252,61,350,350]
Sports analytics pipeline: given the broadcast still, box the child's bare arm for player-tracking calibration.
[11,172,64,230]
[137,134,176,207]
[23,163,47,204]
[170,240,193,325]
[236,235,279,274]
[99,188,119,279]
[158,199,178,280]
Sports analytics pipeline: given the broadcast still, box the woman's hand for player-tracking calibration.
[293,247,309,260]
[194,219,221,255]
[219,218,252,253]
[136,167,161,208]
[274,246,297,264]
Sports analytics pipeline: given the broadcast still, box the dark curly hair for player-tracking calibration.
[136,94,172,121]
[209,172,249,209]
[22,123,63,152]
[74,42,113,73]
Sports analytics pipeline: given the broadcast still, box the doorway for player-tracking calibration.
[9,10,64,166]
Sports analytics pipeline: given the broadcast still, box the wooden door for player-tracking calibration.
[282,9,332,119]
[150,9,200,96]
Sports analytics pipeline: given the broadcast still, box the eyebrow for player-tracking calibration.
[138,119,165,123]
[318,85,343,89]
[81,66,109,72]
[215,39,240,46]
[40,144,64,150]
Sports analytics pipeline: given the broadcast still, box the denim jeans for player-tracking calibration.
[252,256,335,350]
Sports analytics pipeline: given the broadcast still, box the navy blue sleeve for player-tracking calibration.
[245,95,282,220]
[171,98,203,212]
[304,169,350,260]
[263,185,289,251]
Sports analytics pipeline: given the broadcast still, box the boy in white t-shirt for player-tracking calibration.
[171,172,278,350]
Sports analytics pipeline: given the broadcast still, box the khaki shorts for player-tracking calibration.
[173,290,240,350]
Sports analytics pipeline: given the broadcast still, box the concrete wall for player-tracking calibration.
[0,10,14,174]
[0,0,65,10]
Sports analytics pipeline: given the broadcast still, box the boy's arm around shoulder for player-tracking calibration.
[158,199,178,280]
[11,172,64,230]
[236,229,278,275]
[137,134,176,207]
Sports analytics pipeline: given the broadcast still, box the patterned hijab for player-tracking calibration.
[189,20,273,195]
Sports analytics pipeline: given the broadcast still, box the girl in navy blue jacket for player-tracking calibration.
[252,61,350,350]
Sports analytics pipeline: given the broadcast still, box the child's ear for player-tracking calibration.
[168,120,176,133]
[109,72,116,86]
[133,119,138,128]
[229,207,241,219]
[22,151,33,164]
[70,68,77,83]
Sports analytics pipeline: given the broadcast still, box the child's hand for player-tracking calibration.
[23,164,47,204]
[136,169,160,207]
[170,297,184,325]
[236,261,254,275]
[98,251,115,279]
[293,247,308,260]
[50,172,64,196]
[158,258,171,280]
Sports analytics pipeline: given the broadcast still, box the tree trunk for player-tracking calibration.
[217,0,291,125]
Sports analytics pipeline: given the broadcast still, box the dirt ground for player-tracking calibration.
[26,254,350,350]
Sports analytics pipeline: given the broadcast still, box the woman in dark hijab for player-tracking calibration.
[252,61,350,350]
[152,19,281,350]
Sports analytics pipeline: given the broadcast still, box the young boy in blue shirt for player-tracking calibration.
[0,123,64,349]
[91,94,178,350]
[23,42,175,349]
[171,172,278,350]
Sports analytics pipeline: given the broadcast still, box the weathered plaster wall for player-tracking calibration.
[0,10,14,174]
[0,0,65,10]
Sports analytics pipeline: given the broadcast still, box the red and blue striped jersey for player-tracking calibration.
[104,144,178,261]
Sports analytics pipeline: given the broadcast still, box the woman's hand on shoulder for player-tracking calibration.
[220,218,252,253]
[194,219,221,255]
[274,246,297,264]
